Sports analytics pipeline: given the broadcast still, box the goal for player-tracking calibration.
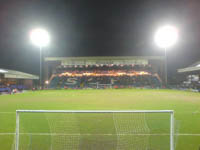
[15,110,174,150]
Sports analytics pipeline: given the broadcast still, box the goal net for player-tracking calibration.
[15,110,174,150]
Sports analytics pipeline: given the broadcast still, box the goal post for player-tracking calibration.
[16,110,174,150]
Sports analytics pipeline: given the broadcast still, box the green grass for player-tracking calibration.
[0,89,200,150]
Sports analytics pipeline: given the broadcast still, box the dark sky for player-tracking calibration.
[0,0,200,76]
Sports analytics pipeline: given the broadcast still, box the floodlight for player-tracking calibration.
[154,25,178,85]
[154,25,178,48]
[30,28,50,48]
[30,28,50,88]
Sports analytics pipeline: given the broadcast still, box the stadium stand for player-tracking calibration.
[178,61,200,90]
[0,69,39,94]
[49,64,162,89]
[44,56,164,89]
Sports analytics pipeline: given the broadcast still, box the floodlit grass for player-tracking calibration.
[0,89,200,150]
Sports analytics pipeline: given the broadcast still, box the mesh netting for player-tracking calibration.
[113,113,150,150]
[17,111,173,150]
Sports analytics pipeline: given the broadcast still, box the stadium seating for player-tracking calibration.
[49,64,161,89]
[0,84,26,94]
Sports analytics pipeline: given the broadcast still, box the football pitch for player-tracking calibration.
[0,89,200,150]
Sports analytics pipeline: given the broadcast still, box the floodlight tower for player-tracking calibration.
[154,25,178,85]
[30,28,50,88]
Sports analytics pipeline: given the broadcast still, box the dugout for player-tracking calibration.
[43,56,165,84]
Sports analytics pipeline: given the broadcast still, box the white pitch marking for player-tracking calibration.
[1,133,200,136]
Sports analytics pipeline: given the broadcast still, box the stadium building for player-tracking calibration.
[43,56,165,89]
[0,69,39,92]
[178,61,200,89]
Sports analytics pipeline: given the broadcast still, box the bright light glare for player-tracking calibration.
[0,69,8,73]
[154,25,178,48]
[30,28,50,47]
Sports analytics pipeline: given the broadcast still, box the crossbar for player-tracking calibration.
[16,110,174,113]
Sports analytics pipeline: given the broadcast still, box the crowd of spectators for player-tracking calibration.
[49,64,161,89]
[56,64,153,73]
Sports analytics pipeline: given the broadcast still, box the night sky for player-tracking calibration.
[0,0,200,76]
